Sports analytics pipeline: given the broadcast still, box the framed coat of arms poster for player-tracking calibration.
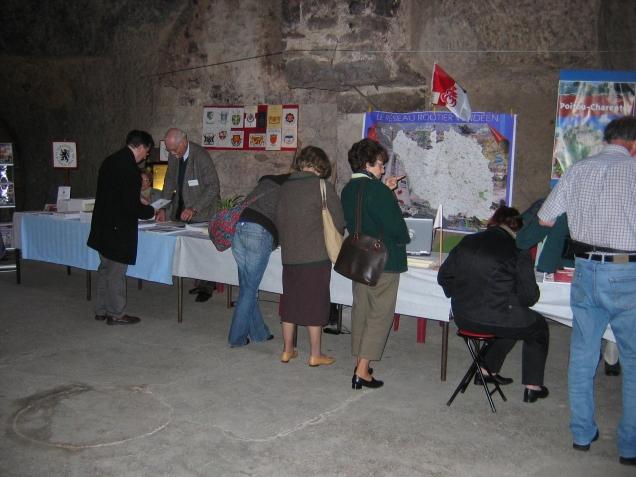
[52,141,78,169]
[202,104,298,151]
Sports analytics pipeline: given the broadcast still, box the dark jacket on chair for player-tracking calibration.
[437,225,540,328]
[88,147,155,265]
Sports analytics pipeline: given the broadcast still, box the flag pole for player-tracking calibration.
[438,228,443,267]
[430,61,437,106]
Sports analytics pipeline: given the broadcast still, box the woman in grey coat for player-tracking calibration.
[276,146,345,366]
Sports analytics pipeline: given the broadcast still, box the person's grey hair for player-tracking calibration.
[166,128,188,143]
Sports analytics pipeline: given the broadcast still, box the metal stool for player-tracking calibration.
[447,329,507,413]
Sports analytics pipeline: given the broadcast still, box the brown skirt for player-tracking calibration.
[281,262,332,326]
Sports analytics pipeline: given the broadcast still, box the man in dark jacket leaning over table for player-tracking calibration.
[88,130,156,325]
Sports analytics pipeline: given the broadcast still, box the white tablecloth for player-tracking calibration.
[172,235,454,320]
[13,212,615,341]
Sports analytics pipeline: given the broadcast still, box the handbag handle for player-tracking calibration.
[320,179,328,210]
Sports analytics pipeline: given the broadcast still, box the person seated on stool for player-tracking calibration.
[438,205,550,403]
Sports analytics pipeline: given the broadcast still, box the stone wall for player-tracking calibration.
[0,0,634,212]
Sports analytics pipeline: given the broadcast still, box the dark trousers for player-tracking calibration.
[95,254,127,318]
[454,309,550,385]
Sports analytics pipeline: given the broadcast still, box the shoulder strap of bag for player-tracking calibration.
[354,180,366,235]
[320,179,327,210]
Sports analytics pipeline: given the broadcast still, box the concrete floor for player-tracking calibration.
[0,260,632,477]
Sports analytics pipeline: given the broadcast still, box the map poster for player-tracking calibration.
[202,104,298,151]
[551,70,636,187]
[364,111,517,231]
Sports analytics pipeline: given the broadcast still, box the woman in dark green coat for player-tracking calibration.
[341,139,410,389]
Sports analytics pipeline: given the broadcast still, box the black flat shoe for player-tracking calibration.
[523,386,549,403]
[188,286,201,295]
[94,314,109,321]
[619,456,636,465]
[573,430,599,451]
[605,361,621,376]
[352,374,383,389]
[195,291,212,302]
[354,367,373,376]
[474,373,513,386]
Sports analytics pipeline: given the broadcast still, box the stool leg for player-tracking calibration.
[393,314,400,331]
[466,339,498,413]
[447,363,477,406]
[477,341,507,402]
[447,338,480,407]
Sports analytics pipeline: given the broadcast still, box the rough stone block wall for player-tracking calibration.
[0,0,634,212]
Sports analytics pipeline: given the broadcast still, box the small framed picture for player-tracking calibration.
[0,143,13,164]
[159,140,169,162]
[52,141,78,169]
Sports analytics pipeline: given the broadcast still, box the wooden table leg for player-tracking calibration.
[323,304,343,335]
[441,321,449,382]
[226,285,233,309]
[86,271,91,301]
[177,276,183,323]
[15,249,21,284]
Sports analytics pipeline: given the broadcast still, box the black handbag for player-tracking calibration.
[334,181,388,286]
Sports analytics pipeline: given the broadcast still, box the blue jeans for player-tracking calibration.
[569,258,636,457]
[228,221,273,346]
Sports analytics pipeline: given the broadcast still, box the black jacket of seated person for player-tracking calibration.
[88,147,155,265]
[437,225,549,386]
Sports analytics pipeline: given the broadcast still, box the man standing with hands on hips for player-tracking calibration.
[88,130,156,325]
[538,116,636,466]
[156,127,221,302]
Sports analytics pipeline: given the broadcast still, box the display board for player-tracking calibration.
[364,111,516,231]
[202,104,298,151]
[551,70,636,187]
[0,143,15,208]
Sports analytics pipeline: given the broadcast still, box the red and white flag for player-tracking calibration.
[431,63,472,121]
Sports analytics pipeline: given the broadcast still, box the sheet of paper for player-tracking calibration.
[151,198,171,210]
[57,186,71,201]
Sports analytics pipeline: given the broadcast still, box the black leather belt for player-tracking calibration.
[571,240,636,255]
[575,253,636,263]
